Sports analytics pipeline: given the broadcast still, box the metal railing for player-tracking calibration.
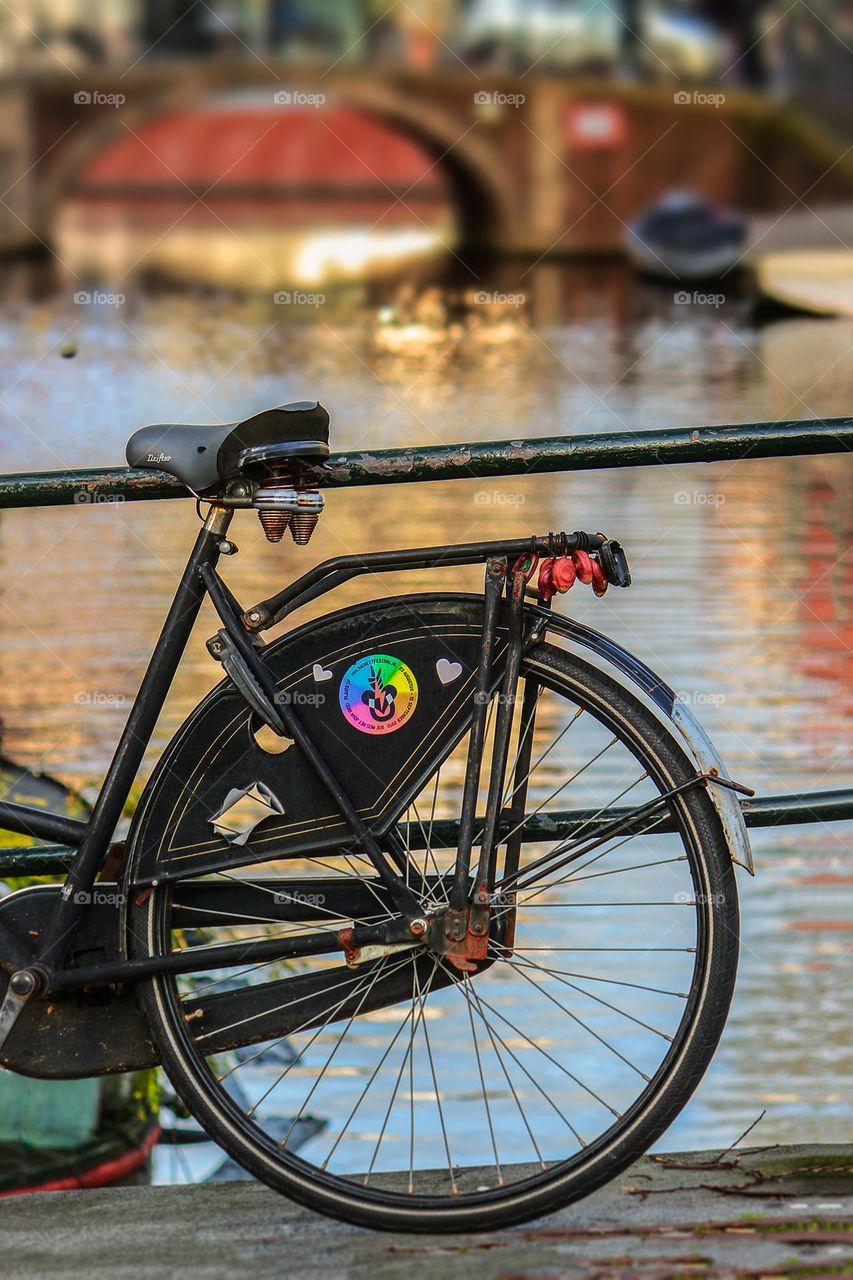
[1,415,851,508]
[1,415,851,877]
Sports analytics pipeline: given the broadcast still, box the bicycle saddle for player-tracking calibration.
[125,401,330,494]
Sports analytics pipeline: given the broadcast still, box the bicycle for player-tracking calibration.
[0,401,753,1232]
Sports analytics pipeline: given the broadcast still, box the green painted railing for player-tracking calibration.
[0,416,851,507]
[2,790,851,879]
[0,413,851,878]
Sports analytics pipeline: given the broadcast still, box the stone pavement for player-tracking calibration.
[3,1144,851,1279]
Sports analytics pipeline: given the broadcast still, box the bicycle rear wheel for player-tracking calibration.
[126,631,739,1232]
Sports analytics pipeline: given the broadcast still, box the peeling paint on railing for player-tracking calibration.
[1,417,851,508]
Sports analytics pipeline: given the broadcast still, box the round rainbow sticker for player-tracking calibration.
[339,653,418,735]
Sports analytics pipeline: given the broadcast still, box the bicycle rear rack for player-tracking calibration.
[239,531,626,632]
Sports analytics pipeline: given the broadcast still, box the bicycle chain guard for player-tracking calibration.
[129,595,512,887]
[0,883,460,1078]
[0,886,158,1078]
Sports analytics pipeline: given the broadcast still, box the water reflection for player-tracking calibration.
[0,266,850,1151]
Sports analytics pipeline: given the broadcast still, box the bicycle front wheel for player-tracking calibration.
[126,634,739,1232]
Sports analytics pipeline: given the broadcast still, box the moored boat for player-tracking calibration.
[625,191,746,281]
[755,249,853,317]
[0,1073,159,1197]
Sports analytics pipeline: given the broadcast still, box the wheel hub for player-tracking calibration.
[425,888,494,973]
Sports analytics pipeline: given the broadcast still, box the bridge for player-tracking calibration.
[3,62,853,261]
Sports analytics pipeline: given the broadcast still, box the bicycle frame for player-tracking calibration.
[5,506,234,984]
[0,504,609,996]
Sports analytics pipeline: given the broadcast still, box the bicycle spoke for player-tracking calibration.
[501,702,580,809]
[190,956,292,998]
[499,684,544,808]
[497,959,653,1079]
[210,869,391,928]
[512,945,695,952]
[321,963,418,1170]
[492,964,689,999]
[413,960,456,1193]
[448,964,587,1149]
[515,813,674,906]
[492,946,673,1041]
[548,771,649,847]
[499,735,618,848]
[409,795,451,908]
[363,964,423,1186]
[460,976,547,1167]
[277,952,411,1148]
[225,954,417,1099]
[462,973,504,1186]
[461,975,622,1117]
[567,854,688,885]
[205,950,415,1048]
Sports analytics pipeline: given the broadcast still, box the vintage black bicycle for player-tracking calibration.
[0,402,753,1232]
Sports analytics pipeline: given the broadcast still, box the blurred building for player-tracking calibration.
[4,2,853,278]
[0,1,754,78]
[764,0,853,136]
[0,1,137,69]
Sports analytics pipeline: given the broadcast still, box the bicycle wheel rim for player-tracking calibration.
[129,641,738,1228]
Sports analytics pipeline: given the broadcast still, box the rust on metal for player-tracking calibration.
[337,925,356,966]
[1,417,852,508]
[430,899,492,973]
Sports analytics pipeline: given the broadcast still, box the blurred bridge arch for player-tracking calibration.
[6,61,853,261]
[22,64,519,258]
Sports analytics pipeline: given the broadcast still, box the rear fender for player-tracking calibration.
[536,608,754,874]
[126,593,752,889]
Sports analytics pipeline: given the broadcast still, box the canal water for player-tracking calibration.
[0,262,850,1167]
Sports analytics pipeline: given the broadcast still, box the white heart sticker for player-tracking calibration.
[436,658,463,685]
[312,663,333,682]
